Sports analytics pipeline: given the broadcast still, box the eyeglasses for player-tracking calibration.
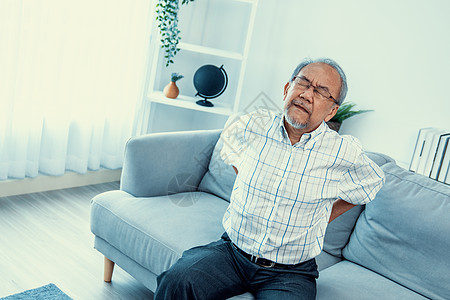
[292,76,338,104]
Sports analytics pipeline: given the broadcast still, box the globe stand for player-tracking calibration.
[196,99,214,107]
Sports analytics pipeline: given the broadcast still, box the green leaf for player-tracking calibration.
[156,0,193,66]
[330,102,373,123]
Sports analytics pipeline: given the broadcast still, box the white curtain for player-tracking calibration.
[0,0,153,180]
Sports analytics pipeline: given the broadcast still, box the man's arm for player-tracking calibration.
[329,199,356,223]
[232,166,238,175]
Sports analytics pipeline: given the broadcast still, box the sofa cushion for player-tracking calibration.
[322,205,364,258]
[315,249,342,271]
[91,190,228,275]
[316,261,427,300]
[198,115,242,201]
[365,151,395,166]
[197,136,236,201]
[343,162,450,300]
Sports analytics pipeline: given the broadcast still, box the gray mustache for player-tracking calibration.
[289,100,311,114]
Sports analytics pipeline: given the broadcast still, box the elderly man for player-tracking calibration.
[155,58,385,300]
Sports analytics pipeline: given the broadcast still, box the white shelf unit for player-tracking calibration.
[144,0,258,133]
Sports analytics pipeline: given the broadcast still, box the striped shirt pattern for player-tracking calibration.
[220,109,385,264]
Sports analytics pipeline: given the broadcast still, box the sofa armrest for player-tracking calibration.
[120,129,222,197]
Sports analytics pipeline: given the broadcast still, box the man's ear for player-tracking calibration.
[325,104,339,122]
[283,82,290,100]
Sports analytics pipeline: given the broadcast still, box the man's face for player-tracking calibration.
[283,62,341,133]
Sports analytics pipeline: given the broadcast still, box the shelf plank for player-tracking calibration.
[148,92,233,116]
[178,42,243,60]
[233,0,256,3]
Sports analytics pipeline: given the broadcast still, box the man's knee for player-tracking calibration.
[154,240,233,299]
[155,267,193,300]
[155,256,216,300]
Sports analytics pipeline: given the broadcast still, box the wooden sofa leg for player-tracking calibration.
[104,256,115,283]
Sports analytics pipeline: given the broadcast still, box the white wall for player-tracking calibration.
[240,0,450,167]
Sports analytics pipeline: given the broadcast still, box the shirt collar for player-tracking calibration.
[278,114,327,147]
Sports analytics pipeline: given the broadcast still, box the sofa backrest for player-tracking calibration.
[121,129,221,197]
[343,162,450,300]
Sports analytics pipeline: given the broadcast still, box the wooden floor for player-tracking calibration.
[0,182,154,299]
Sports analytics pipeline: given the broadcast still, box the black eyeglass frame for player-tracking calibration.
[292,76,339,105]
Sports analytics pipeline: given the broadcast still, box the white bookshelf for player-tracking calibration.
[143,0,258,133]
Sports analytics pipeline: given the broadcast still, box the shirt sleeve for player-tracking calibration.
[338,140,385,205]
[219,113,249,168]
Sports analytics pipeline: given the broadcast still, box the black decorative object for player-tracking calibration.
[193,64,228,107]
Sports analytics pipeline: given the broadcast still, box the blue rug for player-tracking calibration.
[1,284,72,300]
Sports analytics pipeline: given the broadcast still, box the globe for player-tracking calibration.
[193,64,228,107]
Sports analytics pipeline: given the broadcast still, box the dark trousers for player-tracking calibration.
[154,233,319,300]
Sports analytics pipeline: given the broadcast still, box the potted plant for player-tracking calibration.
[327,102,373,132]
[156,0,195,67]
[163,73,184,98]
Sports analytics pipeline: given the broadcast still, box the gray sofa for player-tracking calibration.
[90,129,450,299]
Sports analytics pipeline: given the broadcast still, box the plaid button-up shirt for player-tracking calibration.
[220,109,385,264]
